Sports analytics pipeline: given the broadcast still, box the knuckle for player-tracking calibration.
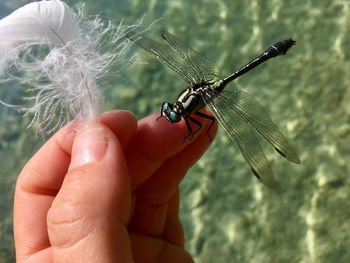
[46,168,98,247]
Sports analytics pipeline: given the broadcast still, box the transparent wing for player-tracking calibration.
[127,31,221,85]
[224,89,300,164]
[203,90,276,188]
[160,31,221,84]
[126,31,196,84]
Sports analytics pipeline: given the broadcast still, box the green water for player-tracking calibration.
[1,0,350,262]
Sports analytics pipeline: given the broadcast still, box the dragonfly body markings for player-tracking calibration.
[127,31,300,188]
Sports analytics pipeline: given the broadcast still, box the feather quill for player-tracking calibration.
[0,0,144,133]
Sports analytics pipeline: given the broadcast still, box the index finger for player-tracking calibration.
[124,112,215,188]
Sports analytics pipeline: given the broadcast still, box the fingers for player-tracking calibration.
[47,122,133,263]
[99,110,137,147]
[125,112,215,189]
[14,108,213,262]
[129,116,217,242]
[130,233,194,263]
[14,121,77,261]
[162,190,184,246]
[14,110,136,261]
[129,188,185,246]
[137,121,217,204]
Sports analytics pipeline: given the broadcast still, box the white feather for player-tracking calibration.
[0,0,78,73]
[0,0,145,133]
[0,0,78,47]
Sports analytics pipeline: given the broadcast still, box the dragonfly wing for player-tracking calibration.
[222,89,300,164]
[161,31,221,85]
[203,90,276,188]
[127,31,202,84]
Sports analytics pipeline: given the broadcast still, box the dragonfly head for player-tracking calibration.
[161,102,181,123]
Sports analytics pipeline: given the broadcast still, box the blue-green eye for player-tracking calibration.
[162,102,170,112]
[169,111,181,122]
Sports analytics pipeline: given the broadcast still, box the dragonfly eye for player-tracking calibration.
[162,102,181,123]
[168,111,181,123]
[162,102,171,112]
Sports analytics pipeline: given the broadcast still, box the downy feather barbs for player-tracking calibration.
[0,0,147,133]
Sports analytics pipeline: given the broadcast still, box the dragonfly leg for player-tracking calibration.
[156,115,163,122]
[156,115,163,121]
[187,115,202,140]
[156,103,165,122]
[194,111,216,141]
[182,116,203,143]
[183,117,193,143]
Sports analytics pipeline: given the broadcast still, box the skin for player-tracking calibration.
[14,110,217,263]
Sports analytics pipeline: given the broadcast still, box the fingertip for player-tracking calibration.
[128,112,193,159]
[131,112,217,159]
[68,122,109,170]
[99,110,137,147]
[61,121,131,218]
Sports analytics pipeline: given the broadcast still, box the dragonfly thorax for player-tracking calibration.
[177,87,205,115]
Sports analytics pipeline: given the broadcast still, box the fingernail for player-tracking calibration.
[69,124,108,170]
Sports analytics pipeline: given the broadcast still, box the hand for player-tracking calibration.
[14,110,217,263]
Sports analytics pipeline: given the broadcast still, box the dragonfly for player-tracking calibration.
[127,31,300,188]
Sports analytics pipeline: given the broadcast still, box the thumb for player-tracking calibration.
[47,122,133,263]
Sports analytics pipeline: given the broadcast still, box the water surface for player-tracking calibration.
[1,0,350,262]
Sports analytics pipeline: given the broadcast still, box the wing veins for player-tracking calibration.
[203,91,275,188]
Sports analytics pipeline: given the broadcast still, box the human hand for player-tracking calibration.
[14,110,217,263]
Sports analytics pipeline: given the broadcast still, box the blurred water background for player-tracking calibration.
[1,0,350,262]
